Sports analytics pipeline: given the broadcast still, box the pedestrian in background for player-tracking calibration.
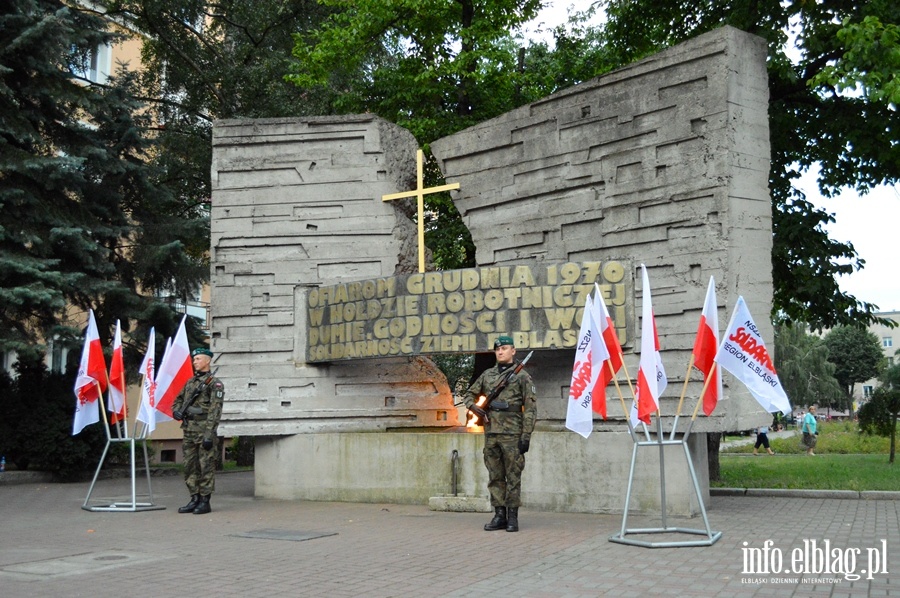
[753,425,775,455]
[801,405,818,456]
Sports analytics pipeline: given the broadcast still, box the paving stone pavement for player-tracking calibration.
[0,471,897,597]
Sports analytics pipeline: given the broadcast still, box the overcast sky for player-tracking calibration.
[803,171,900,312]
[524,3,900,313]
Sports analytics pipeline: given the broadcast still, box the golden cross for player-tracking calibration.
[382,149,460,273]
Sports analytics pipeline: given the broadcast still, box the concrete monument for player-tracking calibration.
[211,26,773,514]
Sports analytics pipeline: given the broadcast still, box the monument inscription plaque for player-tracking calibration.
[305,260,633,361]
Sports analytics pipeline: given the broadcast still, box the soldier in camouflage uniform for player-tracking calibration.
[465,335,537,532]
[172,347,224,515]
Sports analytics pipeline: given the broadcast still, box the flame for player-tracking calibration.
[466,395,488,429]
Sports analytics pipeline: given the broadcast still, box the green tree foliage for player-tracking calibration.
[597,0,900,330]
[287,0,544,140]
[430,353,474,398]
[0,350,107,478]
[0,0,208,357]
[774,323,844,408]
[823,325,885,408]
[286,0,900,323]
[287,0,554,271]
[858,384,900,464]
[858,355,900,463]
[101,0,338,235]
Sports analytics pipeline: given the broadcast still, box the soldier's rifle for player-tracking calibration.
[173,366,219,421]
[468,351,533,426]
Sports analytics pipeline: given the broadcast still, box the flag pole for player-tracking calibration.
[132,371,147,439]
[655,407,668,529]
[608,362,638,443]
[100,365,122,439]
[110,321,129,438]
[109,381,128,439]
[115,367,128,439]
[96,379,112,442]
[120,375,129,438]
[619,359,651,440]
[691,363,716,419]
[683,363,717,443]
[670,355,696,440]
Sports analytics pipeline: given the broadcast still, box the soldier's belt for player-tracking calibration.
[490,400,523,412]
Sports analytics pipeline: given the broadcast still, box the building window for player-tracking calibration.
[863,385,874,398]
[884,337,893,348]
[889,357,895,367]
[49,341,70,374]
[160,449,177,463]
[71,43,111,85]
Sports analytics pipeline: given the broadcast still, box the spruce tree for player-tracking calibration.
[0,0,208,359]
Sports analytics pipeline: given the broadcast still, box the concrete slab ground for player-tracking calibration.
[0,471,897,597]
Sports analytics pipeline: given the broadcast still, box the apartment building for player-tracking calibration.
[858,311,900,403]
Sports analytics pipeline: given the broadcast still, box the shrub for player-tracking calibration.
[0,351,108,480]
[722,421,890,455]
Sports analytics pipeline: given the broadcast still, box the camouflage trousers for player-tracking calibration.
[182,429,216,496]
[483,434,525,508]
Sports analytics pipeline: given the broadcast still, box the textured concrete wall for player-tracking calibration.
[432,25,772,434]
[211,115,459,436]
[255,431,708,516]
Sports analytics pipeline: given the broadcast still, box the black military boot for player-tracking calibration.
[484,506,507,531]
[178,494,200,514]
[192,495,211,515]
[506,507,519,532]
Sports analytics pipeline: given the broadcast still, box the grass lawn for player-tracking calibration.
[715,454,900,491]
[715,421,900,491]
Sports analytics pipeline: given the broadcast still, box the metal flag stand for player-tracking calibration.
[608,418,721,547]
[82,383,166,512]
[609,368,722,548]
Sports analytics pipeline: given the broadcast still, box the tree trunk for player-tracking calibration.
[847,386,856,418]
[707,432,721,482]
[891,413,897,465]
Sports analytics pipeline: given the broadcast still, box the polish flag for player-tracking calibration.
[693,277,723,416]
[635,265,667,425]
[715,296,792,415]
[107,320,127,425]
[594,283,624,390]
[565,294,609,438]
[154,316,192,418]
[136,328,159,433]
[73,309,107,435]
[155,337,174,425]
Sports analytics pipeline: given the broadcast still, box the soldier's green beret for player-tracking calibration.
[192,347,213,358]
[494,335,515,348]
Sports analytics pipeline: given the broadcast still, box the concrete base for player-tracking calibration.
[428,495,491,512]
[254,430,710,516]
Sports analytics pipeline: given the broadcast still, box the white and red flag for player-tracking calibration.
[565,293,609,438]
[635,265,668,425]
[594,283,625,390]
[136,328,159,433]
[73,309,108,435]
[693,277,723,416]
[107,320,127,425]
[154,316,192,418]
[715,296,791,415]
